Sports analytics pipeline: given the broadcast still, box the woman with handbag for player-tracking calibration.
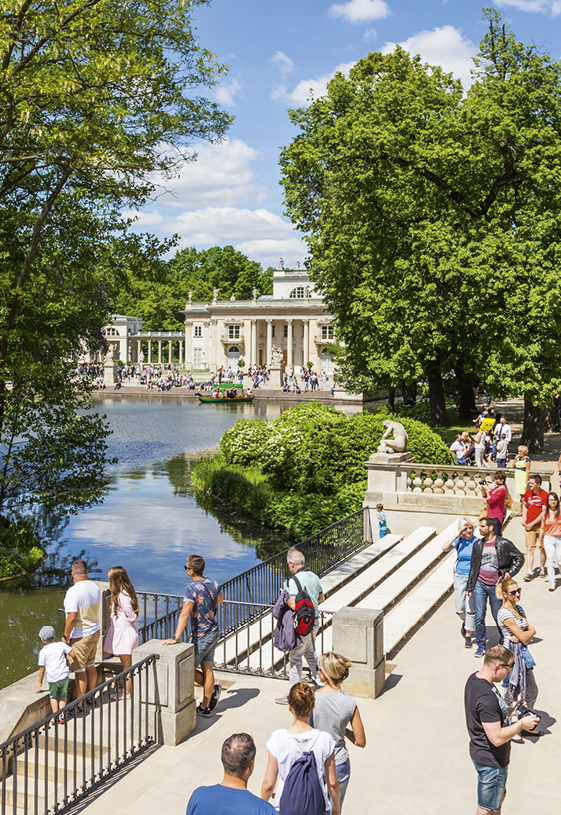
[497,578,540,735]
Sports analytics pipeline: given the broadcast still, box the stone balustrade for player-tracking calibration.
[401,464,491,497]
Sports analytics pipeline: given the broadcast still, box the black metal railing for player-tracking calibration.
[213,602,333,679]
[220,508,366,606]
[135,509,364,676]
[0,654,158,815]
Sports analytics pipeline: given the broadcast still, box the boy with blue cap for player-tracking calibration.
[34,625,74,724]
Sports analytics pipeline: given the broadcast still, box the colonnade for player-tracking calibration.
[133,338,185,365]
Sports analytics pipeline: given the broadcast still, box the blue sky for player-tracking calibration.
[131,0,561,268]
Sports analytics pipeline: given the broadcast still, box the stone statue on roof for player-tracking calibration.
[252,287,258,300]
[278,257,284,269]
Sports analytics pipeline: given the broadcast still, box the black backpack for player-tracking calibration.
[279,733,325,815]
[291,573,316,637]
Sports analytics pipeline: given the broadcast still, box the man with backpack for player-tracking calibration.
[275,548,324,706]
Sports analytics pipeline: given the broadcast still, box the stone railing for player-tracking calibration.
[401,463,492,496]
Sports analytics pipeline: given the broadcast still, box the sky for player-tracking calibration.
[130,0,561,268]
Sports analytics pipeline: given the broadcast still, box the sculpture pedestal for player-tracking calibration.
[368,451,413,464]
[269,365,282,388]
[104,363,117,386]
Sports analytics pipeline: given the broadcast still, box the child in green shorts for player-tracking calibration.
[34,625,74,724]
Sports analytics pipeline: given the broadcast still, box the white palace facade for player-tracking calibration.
[101,260,336,373]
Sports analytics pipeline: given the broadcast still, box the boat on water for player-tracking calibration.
[198,387,254,403]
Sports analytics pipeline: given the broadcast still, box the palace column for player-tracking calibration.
[266,319,273,366]
[303,319,309,367]
[137,340,141,363]
[168,340,173,365]
[185,322,193,369]
[178,340,183,366]
[204,321,210,370]
[156,340,161,364]
[286,319,293,368]
[251,319,257,367]
[148,340,152,363]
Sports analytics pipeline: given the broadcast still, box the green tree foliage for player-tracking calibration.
[195,403,451,538]
[280,9,561,439]
[0,0,232,518]
[111,245,274,330]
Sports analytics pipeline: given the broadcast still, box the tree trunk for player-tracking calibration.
[400,382,417,407]
[545,396,560,433]
[521,397,546,452]
[453,366,477,420]
[387,387,395,412]
[427,371,449,426]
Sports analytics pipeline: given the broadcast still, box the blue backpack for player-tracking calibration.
[279,732,325,815]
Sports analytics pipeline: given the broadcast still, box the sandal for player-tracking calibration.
[523,573,534,582]
[539,570,546,578]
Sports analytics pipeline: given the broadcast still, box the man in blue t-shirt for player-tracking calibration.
[187,733,275,815]
[163,555,223,716]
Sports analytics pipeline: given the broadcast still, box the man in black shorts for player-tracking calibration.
[464,645,539,814]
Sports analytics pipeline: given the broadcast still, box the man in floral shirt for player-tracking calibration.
[163,555,223,716]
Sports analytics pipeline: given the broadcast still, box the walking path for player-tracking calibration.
[75,517,559,815]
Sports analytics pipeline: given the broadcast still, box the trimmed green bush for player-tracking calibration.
[193,403,452,539]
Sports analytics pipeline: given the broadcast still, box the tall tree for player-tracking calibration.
[280,9,561,434]
[0,0,232,520]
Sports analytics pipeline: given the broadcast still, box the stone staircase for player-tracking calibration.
[2,692,140,814]
[219,519,461,675]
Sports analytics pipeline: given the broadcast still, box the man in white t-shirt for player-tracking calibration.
[63,560,101,701]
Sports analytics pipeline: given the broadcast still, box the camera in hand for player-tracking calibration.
[516,704,541,721]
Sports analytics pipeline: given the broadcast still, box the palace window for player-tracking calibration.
[104,327,119,336]
[283,325,288,338]
[228,325,241,339]
[289,287,305,299]
[321,325,334,340]
[194,324,202,338]
[228,346,240,366]
[321,350,334,373]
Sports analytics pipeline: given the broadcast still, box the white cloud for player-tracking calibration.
[148,138,266,209]
[382,25,477,88]
[496,0,561,12]
[281,61,356,106]
[129,206,307,267]
[363,28,378,42]
[215,78,243,106]
[329,0,390,22]
[272,51,295,76]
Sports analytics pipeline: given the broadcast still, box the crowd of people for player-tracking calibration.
[441,500,557,814]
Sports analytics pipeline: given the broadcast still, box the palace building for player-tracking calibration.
[100,260,336,373]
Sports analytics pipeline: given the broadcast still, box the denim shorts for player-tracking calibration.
[473,762,508,811]
[193,628,219,668]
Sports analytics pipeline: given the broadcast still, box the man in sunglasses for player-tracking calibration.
[465,645,540,815]
[466,517,524,658]
[162,555,223,717]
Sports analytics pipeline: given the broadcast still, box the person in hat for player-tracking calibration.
[34,625,74,725]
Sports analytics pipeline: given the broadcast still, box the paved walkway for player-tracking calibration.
[76,518,559,815]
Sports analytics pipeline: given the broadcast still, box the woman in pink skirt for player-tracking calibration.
[105,566,140,699]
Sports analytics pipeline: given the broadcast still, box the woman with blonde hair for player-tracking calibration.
[497,578,539,722]
[312,653,366,809]
[262,682,340,815]
[104,566,140,699]
[512,445,531,515]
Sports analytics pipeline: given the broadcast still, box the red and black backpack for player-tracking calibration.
[291,573,316,636]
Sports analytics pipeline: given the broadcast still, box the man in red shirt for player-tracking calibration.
[522,474,548,581]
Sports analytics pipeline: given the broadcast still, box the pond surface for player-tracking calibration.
[0,397,317,689]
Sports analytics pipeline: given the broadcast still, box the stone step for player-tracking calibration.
[321,527,436,614]
[320,520,460,654]
[354,520,459,614]
[383,554,455,655]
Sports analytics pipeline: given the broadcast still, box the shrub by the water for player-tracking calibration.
[0,520,44,579]
[195,403,453,539]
